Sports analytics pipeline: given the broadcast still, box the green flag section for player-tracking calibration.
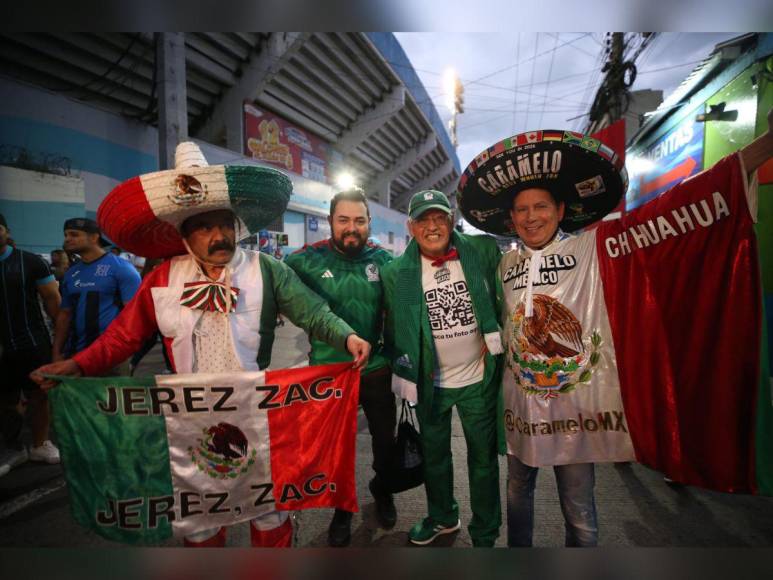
[49,363,360,545]
[756,299,773,495]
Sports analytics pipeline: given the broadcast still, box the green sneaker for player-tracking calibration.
[408,518,461,545]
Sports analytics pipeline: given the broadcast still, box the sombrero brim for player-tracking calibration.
[457,130,628,236]
[97,165,292,259]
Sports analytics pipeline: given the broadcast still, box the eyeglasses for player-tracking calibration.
[413,214,451,227]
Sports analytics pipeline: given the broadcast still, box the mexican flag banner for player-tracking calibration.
[597,154,773,495]
[500,153,773,495]
[49,362,360,544]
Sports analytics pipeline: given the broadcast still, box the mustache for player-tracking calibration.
[208,240,235,254]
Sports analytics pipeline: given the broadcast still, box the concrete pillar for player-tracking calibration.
[157,33,188,169]
[377,181,391,208]
[225,97,243,154]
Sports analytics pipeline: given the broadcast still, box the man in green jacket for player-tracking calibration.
[286,188,396,547]
[382,190,503,547]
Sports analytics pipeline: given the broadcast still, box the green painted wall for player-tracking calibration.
[704,61,773,291]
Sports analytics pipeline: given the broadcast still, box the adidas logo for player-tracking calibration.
[321,270,335,278]
[396,354,412,369]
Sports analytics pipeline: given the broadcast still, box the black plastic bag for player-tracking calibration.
[382,400,424,493]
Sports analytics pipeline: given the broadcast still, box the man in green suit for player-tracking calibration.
[382,190,503,547]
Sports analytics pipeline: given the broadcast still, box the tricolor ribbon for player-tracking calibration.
[180,281,240,313]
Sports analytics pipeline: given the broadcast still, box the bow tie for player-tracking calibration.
[425,247,459,267]
[180,281,240,313]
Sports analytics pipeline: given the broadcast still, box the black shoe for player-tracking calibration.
[327,509,352,547]
[369,476,397,529]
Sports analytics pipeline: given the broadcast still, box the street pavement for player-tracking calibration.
[2,322,773,548]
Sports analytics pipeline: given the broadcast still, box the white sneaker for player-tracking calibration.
[29,440,60,464]
[0,447,29,477]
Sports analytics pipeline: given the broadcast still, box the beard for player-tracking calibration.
[332,231,367,257]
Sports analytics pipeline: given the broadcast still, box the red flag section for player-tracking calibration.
[592,119,627,215]
[595,154,762,493]
[758,157,773,185]
[591,119,626,165]
[266,362,361,512]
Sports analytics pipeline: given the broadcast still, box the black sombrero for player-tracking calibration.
[457,130,628,236]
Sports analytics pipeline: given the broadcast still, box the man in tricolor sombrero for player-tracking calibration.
[458,113,772,547]
[32,142,372,547]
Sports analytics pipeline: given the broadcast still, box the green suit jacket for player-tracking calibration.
[382,232,504,448]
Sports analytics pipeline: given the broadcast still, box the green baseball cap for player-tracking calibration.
[408,190,452,220]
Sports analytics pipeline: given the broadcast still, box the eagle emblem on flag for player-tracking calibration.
[189,422,257,479]
[509,294,602,400]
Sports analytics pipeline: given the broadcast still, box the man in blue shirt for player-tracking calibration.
[0,214,62,476]
[53,218,141,363]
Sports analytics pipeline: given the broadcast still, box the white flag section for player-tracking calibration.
[499,232,635,467]
[156,371,273,536]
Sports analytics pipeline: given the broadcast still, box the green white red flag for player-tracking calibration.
[49,363,360,544]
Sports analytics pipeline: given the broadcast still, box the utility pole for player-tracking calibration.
[443,69,465,230]
[586,32,656,133]
[452,76,464,230]
[608,32,625,121]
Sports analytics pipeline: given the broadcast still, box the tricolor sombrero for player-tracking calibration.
[457,130,628,236]
[97,142,293,258]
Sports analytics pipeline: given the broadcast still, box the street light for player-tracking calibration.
[443,68,458,113]
[443,68,464,148]
[336,172,356,190]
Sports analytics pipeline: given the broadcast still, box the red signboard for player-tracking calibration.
[244,103,330,183]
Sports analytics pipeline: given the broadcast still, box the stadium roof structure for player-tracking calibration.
[0,32,461,212]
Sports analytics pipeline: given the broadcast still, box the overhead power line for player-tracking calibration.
[538,33,560,127]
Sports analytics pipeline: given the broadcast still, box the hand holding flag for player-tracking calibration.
[739,106,773,174]
[30,358,82,391]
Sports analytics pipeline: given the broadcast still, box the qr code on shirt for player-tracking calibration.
[425,281,476,331]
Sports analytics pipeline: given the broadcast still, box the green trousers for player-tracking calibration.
[416,379,501,546]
